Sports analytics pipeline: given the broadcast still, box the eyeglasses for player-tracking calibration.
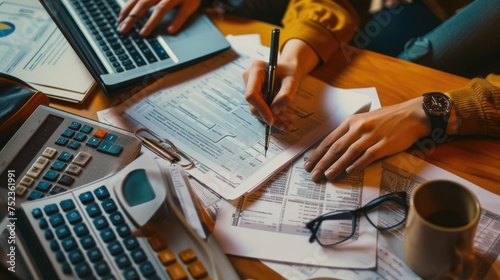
[306,192,408,247]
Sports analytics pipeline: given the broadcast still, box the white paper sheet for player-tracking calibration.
[98,36,371,201]
[0,0,95,103]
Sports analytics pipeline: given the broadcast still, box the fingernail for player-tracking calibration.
[310,170,322,182]
[324,168,336,179]
[304,161,312,171]
[345,165,356,174]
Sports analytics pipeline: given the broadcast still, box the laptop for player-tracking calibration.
[39,0,230,96]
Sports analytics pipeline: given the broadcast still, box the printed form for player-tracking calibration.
[99,41,371,201]
[0,0,95,102]
[263,153,500,279]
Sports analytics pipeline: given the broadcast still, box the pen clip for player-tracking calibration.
[134,128,195,169]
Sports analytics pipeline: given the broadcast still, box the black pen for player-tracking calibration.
[264,28,280,157]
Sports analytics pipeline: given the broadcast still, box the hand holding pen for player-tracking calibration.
[264,29,280,156]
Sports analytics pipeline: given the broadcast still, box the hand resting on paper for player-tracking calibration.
[117,0,201,36]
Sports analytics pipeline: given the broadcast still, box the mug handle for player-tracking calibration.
[449,240,476,279]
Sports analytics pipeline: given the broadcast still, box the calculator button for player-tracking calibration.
[66,210,82,224]
[75,262,92,278]
[27,166,43,178]
[15,185,28,196]
[148,236,167,251]
[130,248,147,264]
[87,248,103,263]
[68,249,85,265]
[123,237,139,251]
[58,175,75,186]
[27,190,45,201]
[60,199,76,211]
[86,203,102,218]
[56,251,65,263]
[94,129,108,139]
[179,248,197,264]
[100,228,116,243]
[32,208,43,219]
[44,229,54,240]
[123,267,138,279]
[43,170,59,181]
[94,216,109,230]
[86,137,102,148]
[94,186,110,200]
[80,124,93,134]
[115,254,131,269]
[65,164,82,176]
[61,262,71,274]
[73,152,92,167]
[39,218,49,229]
[167,262,187,280]
[33,156,50,169]
[69,121,81,130]
[79,191,94,204]
[62,129,75,138]
[107,241,124,256]
[58,151,73,162]
[19,176,35,187]
[42,147,57,158]
[116,224,131,238]
[74,223,89,237]
[104,133,118,142]
[49,213,65,227]
[55,137,69,146]
[49,240,59,251]
[102,198,117,213]
[35,181,52,192]
[44,204,59,215]
[139,261,156,278]
[62,237,78,252]
[67,140,81,150]
[51,161,66,171]
[74,132,87,142]
[55,225,71,239]
[50,186,67,195]
[95,261,111,276]
[158,249,176,265]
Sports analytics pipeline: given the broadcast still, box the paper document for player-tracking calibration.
[213,148,380,269]
[265,153,500,279]
[99,41,371,200]
[0,0,95,103]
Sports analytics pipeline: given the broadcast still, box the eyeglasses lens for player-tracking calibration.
[366,199,406,230]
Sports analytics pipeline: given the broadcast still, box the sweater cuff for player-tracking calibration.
[448,77,500,137]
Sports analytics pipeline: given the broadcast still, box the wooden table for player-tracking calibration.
[49,10,500,279]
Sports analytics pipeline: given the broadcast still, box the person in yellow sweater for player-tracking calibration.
[118,0,500,182]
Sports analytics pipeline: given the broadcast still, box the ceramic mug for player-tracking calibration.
[403,180,481,279]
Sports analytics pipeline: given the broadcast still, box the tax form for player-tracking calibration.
[99,37,371,201]
[0,0,95,103]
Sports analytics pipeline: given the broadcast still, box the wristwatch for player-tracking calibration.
[422,92,453,141]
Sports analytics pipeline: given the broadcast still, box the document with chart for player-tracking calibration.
[99,41,371,200]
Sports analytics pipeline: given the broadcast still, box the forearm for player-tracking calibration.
[279,39,319,80]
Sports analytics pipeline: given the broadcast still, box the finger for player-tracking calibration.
[344,142,384,175]
[304,122,349,172]
[270,74,297,115]
[166,2,200,34]
[118,0,158,34]
[243,61,272,124]
[118,0,139,22]
[323,137,372,180]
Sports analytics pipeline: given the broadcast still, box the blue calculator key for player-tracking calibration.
[27,191,45,201]
[50,186,67,195]
[62,237,78,252]
[45,229,54,240]
[86,137,102,148]
[49,213,65,228]
[108,144,123,156]
[107,241,124,256]
[55,225,71,239]
[94,216,109,230]
[116,224,131,238]
[67,140,80,150]
[43,170,59,181]
[74,223,89,237]
[60,199,76,211]
[75,262,92,278]
[69,249,85,265]
[39,218,49,229]
[104,133,118,142]
[94,186,110,200]
[55,137,69,146]
[116,254,132,269]
[87,248,103,263]
[74,132,87,142]
[51,160,66,171]
[123,267,138,280]
[97,141,113,153]
[66,209,82,224]
[79,191,94,204]
[130,248,147,264]
[81,124,93,134]
[56,251,65,263]
[102,198,117,213]
[81,235,96,250]
[109,212,125,225]
[32,208,43,218]
[139,261,156,278]
[50,240,60,251]
[100,228,116,243]
[36,181,52,192]
[43,204,59,215]
[62,129,75,138]
[86,202,102,218]
[123,237,139,251]
[57,151,73,162]
[61,261,71,274]
[95,261,111,276]
[69,121,81,130]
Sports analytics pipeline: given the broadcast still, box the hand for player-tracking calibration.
[304,97,431,182]
[117,0,201,36]
[242,39,320,132]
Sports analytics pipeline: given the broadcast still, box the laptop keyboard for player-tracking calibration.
[68,0,170,73]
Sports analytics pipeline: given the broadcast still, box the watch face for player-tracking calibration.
[423,93,452,116]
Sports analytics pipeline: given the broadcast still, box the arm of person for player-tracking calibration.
[243,0,359,130]
[304,74,500,183]
[117,0,201,36]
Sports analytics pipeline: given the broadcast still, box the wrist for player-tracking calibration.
[444,93,459,135]
[279,39,319,78]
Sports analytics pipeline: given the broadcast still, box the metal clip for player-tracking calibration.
[134,128,195,169]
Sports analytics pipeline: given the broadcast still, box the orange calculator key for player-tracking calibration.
[179,248,197,263]
[158,249,176,265]
[93,129,107,139]
[167,262,188,280]
[187,260,208,279]
[148,235,167,251]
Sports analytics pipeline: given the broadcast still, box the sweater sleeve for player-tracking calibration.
[280,0,360,64]
[447,74,500,137]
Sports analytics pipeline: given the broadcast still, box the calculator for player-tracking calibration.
[0,105,141,206]
[17,154,237,279]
